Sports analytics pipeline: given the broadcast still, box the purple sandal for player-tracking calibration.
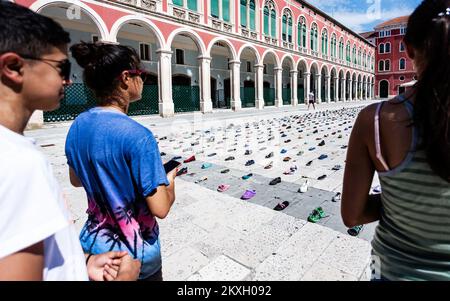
[241,190,256,200]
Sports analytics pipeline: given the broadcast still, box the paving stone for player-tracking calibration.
[163,247,210,281]
[316,235,372,277]
[301,262,358,281]
[187,255,251,281]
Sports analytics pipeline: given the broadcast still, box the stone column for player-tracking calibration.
[315,74,322,103]
[198,56,213,113]
[157,49,174,117]
[229,60,241,111]
[340,78,346,102]
[325,75,331,103]
[305,72,311,104]
[274,67,283,107]
[334,77,339,102]
[349,79,353,101]
[290,70,298,106]
[255,64,265,109]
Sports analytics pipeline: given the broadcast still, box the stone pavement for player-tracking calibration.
[26,100,380,281]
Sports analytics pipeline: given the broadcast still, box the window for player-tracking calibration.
[263,1,276,37]
[400,27,407,35]
[352,46,357,64]
[321,29,328,55]
[211,0,230,21]
[173,0,197,11]
[298,17,307,48]
[400,76,405,81]
[310,23,318,51]
[241,0,256,30]
[139,43,151,61]
[339,39,344,60]
[270,7,276,37]
[264,6,270,35]
[399,58,406,70]
[399,42,405,52]
[330,34,337,58]
[379,30,391,38]
[379,60,384,72]
[385,42,391,53]
[379,43,385,54]
[346,42,351,63]
[92,35,99,43]
[385,60,390,71]
[176,49,184,65]
[246,61,252,72]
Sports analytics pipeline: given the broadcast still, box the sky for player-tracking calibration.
[305,0,422,33]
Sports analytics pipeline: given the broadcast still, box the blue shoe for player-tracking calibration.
[172,156,182,160]
[318,154,328,160]
[201,163,213,169]
[308,147,316,151]
[281,149,288,154]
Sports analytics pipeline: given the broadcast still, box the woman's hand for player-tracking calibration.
[103,253,141,281]
[86,251,128,281]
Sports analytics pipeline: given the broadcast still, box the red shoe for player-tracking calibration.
[183,155,196,163]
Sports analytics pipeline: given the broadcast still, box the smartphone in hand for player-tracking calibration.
[164,160,181,174]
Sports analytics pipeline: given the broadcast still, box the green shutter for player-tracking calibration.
[211,0,219,18]
[264,7,269,35]
[187,0,197,11]
[223,0,230,21]
[302,25,306,47]
[249,0,255,30]
[173,0,183,6]
[271,9,276,37]
[282,15,287,41]
[240,0,247,27]
[298,22,301,46]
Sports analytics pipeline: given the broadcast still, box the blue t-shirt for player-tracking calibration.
[65,107,169,278]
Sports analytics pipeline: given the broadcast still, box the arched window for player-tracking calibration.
[399,58,406,70]
[331,34,337,58]
[399,41,405,52]
[339,38,344,60]
[363,52,367,68]
[282,10,293,43]
[211,0,231,22]
[240,0,256,30]
[310,23,318,52]
[379,43,385,54]
[352,46,357,64]
[264,1,277,38]
[385,42,391,53]
[321,29,328,55]
[264,6,270,35]
[385,59,390,71]
[346,42,351,63]
[379,60,384,71]
[297,17,307,48]
[173,0,198,11]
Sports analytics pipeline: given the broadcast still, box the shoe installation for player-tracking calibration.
[332,192,341,202]
[347,225,364,236]
[307,207,327,223]
[298,180,309,193]
[176,167,188,177]
[332,165,342,171]
[264,162,273,170]
[217,184,231,193]
[242,173,253,180]
[183,155,196,163]
[273,201,290,211]
[317,175,327,180]
[195,177,208,184]
[201,163,212,169]
[220,169,230,174]
[245,160,255,166]
[318,154,328,160]
[241,190,256,200]
[225,156,235,161]
[269,177,281,186]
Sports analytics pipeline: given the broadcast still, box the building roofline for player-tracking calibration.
[296,0,375,48]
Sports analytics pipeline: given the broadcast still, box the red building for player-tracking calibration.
[373,16,416,98]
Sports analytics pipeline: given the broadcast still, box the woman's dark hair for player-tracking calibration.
[404,0,450,182]
[70,42,141,103]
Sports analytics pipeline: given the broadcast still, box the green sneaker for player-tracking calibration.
[307,207,326,223]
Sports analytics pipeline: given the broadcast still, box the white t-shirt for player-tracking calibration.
[0,124,88,281]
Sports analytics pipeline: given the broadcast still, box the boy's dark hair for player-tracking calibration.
[0,1,70,57]
[70,42,141,102]
[404,0,450,182]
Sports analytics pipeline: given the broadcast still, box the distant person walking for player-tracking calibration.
[308,91,316,110]
[65,42,177,281]
[342,0,450,281]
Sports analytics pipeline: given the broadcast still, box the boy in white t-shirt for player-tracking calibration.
[0,1,140,281]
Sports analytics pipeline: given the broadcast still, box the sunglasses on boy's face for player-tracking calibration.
[19,55,72,82]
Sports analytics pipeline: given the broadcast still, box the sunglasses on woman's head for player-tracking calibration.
[19,54,71,82]
[124,69,148,82]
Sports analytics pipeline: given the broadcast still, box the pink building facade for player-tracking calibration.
[16,0,376,120]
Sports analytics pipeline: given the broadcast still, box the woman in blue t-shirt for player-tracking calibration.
[65,42,177,281]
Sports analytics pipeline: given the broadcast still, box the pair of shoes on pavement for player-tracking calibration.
[308,207,327,223]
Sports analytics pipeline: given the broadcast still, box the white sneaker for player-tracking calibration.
[299,181,309,193]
